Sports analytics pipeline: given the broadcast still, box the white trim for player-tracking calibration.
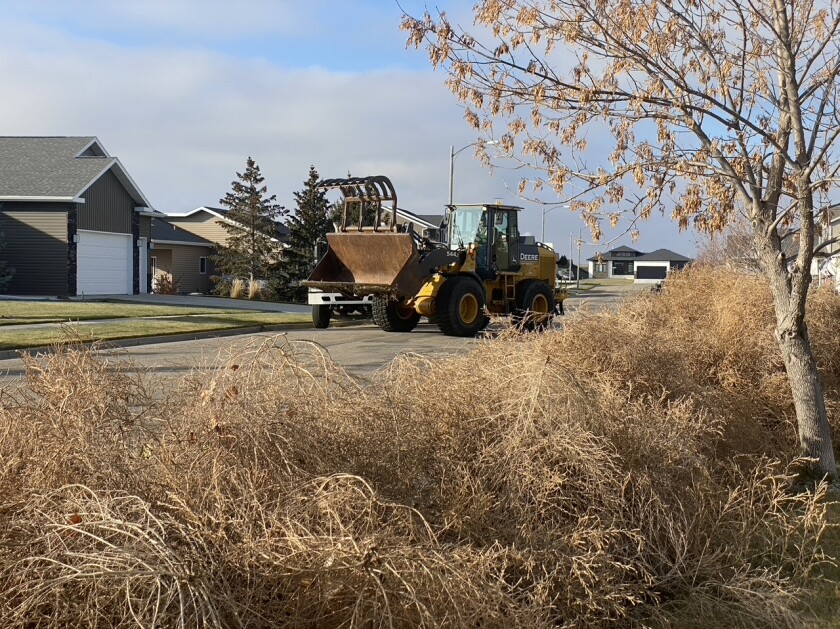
[0,195,84,203]
[111,157,153,207]
[151,239,214,248]
[166,206,283,245]
[74,137,111,158]
[73,159,154,209]
[76,228,132,237]
[165,206,225,218]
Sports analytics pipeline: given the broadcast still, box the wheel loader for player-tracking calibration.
[302,175,567,337]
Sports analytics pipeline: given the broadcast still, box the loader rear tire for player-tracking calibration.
[514,281,554,331]
[372,296,420,332]
[312,305,331,329]
[436,276,486,337]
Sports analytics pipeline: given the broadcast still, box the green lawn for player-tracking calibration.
[0,301,265,325]
[0,305,311,350]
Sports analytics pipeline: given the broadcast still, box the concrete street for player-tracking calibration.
[0,282,650,383]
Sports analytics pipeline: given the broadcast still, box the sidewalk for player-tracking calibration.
[90,293,311,314]
[0,293,311,313]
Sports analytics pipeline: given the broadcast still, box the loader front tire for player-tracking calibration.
[514,281,554,331]
[312,305,331,329]
[436,276,485,337]
[372,296,420,332]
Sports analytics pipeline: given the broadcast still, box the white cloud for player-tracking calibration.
[0,8,696,257]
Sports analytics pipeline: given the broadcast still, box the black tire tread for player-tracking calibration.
[435,276,486,337]
[372,296,420,332]
[312,305,331,329]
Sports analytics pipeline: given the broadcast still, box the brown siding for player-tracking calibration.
[151,249,172,292]
[79,169,133,233]
[167,213,231,246]
[0,210,68,295]
[153,245,214,293]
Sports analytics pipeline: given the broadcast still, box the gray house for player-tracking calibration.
[0,136,160,296]
[587,245,690,282]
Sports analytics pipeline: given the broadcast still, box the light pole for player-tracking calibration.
[541,204,571,243]
[448,140,497,206]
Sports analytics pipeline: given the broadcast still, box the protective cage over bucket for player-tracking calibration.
[304,232,427,298]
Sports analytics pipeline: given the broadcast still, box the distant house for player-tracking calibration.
[588,245,691,282]
[164,206,290,247]
[0,136,161,296]
[393,207,446,242]
[150,218,215,294]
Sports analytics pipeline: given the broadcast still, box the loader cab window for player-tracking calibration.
[491,208,521,272]
[449,206,493,275]
[448,206,487,250]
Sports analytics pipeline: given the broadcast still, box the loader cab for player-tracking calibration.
[447,204,522,277]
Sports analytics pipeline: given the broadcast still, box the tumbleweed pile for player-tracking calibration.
[0,266,835,627]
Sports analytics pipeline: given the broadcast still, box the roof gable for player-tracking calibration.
[151,218,215,246]
[0,136,152,208]
[634,248,691,262]
[167,206,290,243]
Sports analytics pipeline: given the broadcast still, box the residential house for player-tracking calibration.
[588,245,691,282]
[587,245,643,279]
[150,218,215,294]
[393,207,446,242]
[0,136,160,296]
[164,206,290,247]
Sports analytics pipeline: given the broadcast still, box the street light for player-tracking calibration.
[448,140,498,206]
[541,203,571,243]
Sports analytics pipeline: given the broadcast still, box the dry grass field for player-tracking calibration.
[1,266,838,627]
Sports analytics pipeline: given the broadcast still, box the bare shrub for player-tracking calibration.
[154,273,181,295]
[0,270,837,627]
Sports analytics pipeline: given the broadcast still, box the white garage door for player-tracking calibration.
[77,230,133,295]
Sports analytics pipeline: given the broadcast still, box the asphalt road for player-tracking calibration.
[0,283,650,383]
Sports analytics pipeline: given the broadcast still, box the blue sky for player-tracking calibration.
[0,0,698,257]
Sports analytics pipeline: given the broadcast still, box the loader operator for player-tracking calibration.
[473,211,496,280]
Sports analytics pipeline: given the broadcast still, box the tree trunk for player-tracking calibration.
[775,319,837,480]
[761,241,838,480]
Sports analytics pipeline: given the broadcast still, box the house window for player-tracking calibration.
[151,256,157,276]
[199,257,207,274]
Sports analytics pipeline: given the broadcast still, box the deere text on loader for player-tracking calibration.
[302,175,567,337]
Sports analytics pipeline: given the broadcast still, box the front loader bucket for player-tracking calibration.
[304,232,426,299]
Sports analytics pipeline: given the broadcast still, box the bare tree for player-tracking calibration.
[404,0,840,479]
[696,215,763,273]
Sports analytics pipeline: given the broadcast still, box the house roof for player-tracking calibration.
[586,245,644,261]
[151,218,215,247]
[395,207,444,229]
[167,205,291,241]
[0,136,154,209]
[634,248,691,262]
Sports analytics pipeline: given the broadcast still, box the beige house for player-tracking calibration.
[150,218,215,294]
[164,206,290,247]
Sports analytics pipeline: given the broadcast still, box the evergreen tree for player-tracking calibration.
[274,166,332,302]
[212,157,286,294]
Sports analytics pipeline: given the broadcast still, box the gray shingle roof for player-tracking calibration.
[587,245,644,261]
[634,248,691,262]
[0,136,150,206]
[151,218,215,246]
